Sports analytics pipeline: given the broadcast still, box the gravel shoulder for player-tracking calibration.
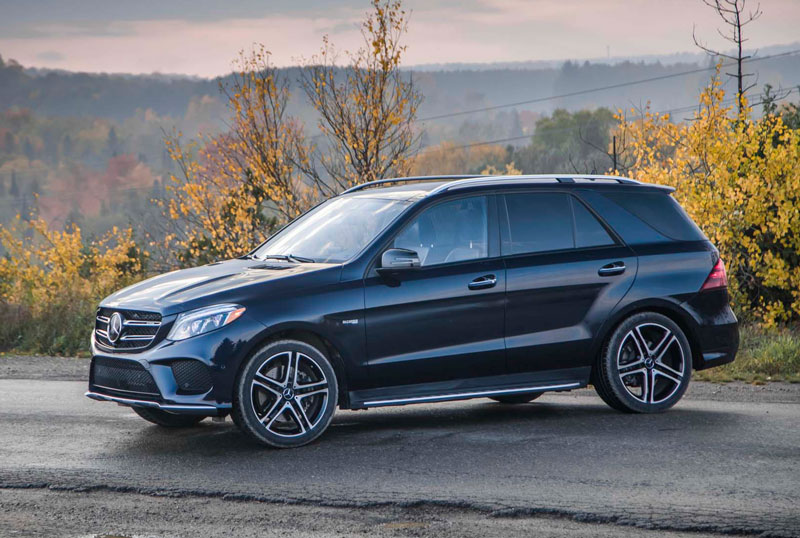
[2,354,797,403]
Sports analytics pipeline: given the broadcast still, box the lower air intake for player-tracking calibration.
[91,357,160,398]
[170,360,214,395]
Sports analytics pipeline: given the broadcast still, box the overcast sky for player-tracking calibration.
[1,0,798,77]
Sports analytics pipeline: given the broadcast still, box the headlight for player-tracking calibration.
[167,304,246,341]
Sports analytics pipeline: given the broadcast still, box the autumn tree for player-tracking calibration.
[300,0,422,190]
[616,72,800,323]
[162,46,316,266]
[408,141,510,176]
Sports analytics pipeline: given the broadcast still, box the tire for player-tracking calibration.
[132,406,206,428]
[233,339,338,448]
[594,312,692,413]
[489,392,543,404]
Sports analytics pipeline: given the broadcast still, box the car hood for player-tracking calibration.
[101,258,341,316]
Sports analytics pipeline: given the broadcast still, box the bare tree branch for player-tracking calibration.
[693,0,763,115]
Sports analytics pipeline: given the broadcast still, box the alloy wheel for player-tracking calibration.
[249,351,330,438]
[616,322,685,404]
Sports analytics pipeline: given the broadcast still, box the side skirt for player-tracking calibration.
[347,367,590,409]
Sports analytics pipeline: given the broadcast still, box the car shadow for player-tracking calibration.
[112,397,740,459]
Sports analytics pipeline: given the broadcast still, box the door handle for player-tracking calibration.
[598,261,626,276]
[468,275,497,290]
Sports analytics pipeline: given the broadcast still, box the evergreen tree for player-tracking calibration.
[63,134,73,158]
[9,170,19,197]
[23,138,34,160]
[4,132,14,154]
[107,126,119,156]
[64,206,83,230]
[509,109,524,139]
[28,178,40,196]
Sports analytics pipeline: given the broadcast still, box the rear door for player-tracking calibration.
[501,191,637,375]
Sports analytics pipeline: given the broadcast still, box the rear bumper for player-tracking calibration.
[683,289,739,371]
[85,391,227,415]
[694,321,739,370]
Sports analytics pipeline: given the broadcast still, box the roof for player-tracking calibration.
[342,174,674,198]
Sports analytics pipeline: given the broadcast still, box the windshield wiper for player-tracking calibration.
[261,253,316,263]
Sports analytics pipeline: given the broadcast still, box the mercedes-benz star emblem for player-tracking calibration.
[108,312,124,344]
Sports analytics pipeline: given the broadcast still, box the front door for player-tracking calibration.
[363,195,506,388]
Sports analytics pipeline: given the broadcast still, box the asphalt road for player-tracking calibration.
[0,360,798,537]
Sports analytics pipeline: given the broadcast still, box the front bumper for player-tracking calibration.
[85,390,226,415]
[86,313,267,413]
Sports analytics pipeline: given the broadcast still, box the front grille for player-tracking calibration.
[171,360,213,394]
[95,308,162,353]
[90,357,160,398]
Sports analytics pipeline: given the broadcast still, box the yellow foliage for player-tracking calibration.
[0,217,143,353]
[161,46,317,266]
[302,0,421,189]
[408,142,510,176]
[617,72,800,324]
[0,217,142,309]
[481,162,522,176]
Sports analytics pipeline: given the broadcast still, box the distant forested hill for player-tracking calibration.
[3,48,799,127]
[1,47,798,235]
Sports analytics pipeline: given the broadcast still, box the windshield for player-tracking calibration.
[253,195,411,263]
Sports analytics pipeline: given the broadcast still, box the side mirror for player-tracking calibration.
[378,248,420,273]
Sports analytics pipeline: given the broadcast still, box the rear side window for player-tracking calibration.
[571,197,615,248]
[502,193,615,255]
[503,193,573,254]
[601,191,706,241]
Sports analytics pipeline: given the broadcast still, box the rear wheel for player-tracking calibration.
[132,407,206,428]
[490,392,542,404]
[594,312,692,413]
[233,339,338,448]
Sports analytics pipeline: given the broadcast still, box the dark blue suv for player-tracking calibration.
[86,174,738,448]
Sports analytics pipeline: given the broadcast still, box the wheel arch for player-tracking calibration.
[234,324,352,409]
[591,299,704,378]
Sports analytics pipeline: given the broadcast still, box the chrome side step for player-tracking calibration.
[362,382,581,407]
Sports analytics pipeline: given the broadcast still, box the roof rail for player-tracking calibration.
[432,174,641,193]
[342,175,486,195]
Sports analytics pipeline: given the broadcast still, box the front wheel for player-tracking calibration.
[132,406,206,428]
[594,312,692,413]
[233,339,338,448]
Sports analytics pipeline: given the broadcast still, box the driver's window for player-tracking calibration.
[393,196,488,266]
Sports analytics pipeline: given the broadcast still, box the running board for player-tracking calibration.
[361,382,582,408]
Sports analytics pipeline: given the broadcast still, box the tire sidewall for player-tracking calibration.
[234,339,338,448]
[603,312,692,413]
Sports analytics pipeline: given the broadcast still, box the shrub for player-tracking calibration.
[0,217,144,355]
[617,73,800,324]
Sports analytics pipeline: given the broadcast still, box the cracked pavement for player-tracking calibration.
[0,359,798,537]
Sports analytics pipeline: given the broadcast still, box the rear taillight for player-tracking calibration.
[701,258,728,291]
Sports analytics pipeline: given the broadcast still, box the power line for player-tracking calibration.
[417,48,800,122]
[418,86,800,153]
